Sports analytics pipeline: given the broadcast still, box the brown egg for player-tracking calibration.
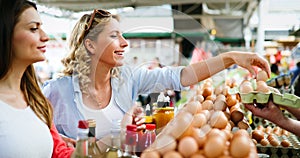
[214,86,224,96]
[203,80,212,88]
[230,135,251,158]
[230,108,244,124]
[199,124,212,137]
[221,129,232,141]
[192,128,207,148]
[178,136,199,158]
[273,126,281,136]
[186,101,201,115]
[216,94,226,102]
[192,113,207,128]
[267,134,276,142]
[260,138,269,146]
[214,99,227,111]
[194,95,205,103]
[270,139,280,147]
[202,100,214,110]
[204,136,226,158]
[205,95,216,101]
[257,70,269,82]
[209,111,228,129]
[202,87,213,98]
[150,134,177,155]
[256,125,264,131]
[281,140,291,147]
[199,110,211,120]
[239,81,253,93]
[140,151,160,158]
[222,86,231,97]
[256,81,270,93]
[207,128,222,138]
[237,119,250,130]
[226,95,237,107]
[251,130,265,142]
[265,126,272,134]
[233,129,249,138]
[190,153,206,158]
[163,151,183,158]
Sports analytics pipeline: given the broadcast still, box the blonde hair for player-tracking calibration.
[62,11,120,93]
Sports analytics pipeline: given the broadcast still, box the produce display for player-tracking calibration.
[140,70,300,158]
[141,79,257,158]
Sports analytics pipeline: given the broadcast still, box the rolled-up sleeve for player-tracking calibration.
[131,66,189,94]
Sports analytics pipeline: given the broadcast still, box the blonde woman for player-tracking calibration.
[42,9,271,144]
[0,0,73,157]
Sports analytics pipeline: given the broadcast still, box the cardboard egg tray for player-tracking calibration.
[272,93,300,108]
[239,92,271,104]
[238,92,300,108]
[256,134,300,158]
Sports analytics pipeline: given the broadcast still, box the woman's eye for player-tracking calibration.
[30,28,38,31]
[110,35,117,38]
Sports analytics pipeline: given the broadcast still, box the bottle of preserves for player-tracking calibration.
[140,124,156,152]
[87,119,103,157]
[121,125,138,158]
[71,120,89,158]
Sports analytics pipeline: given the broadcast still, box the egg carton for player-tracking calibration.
[257,134,300,158]
[238,92,300,108]
[272,93,300,108]
[239,92,271,104]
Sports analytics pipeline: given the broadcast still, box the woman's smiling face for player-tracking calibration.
[92,18,128,68]
[12,7,49,66]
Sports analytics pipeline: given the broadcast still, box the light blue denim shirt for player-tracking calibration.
[42,66,187,139]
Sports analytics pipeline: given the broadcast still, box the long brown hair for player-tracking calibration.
[0,0,53,128]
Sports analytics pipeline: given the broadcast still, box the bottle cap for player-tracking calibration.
[78,120,89,129]
[126,124,137,132]
[146,124,156,130]
[87,119,96,128]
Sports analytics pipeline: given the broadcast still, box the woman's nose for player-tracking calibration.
[120,36,128,48]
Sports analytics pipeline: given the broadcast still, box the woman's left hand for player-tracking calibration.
[121,102,146,130]
[226,51,271,77]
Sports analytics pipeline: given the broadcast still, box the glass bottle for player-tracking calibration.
[121,125,138,158]
[144,104,153,124]
[106,120,122,158]
[140,124,156,152]
[71,120,89,158]
[87,119,103,158]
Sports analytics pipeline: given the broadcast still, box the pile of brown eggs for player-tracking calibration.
[141,79,257,158]
[252,125,291,147]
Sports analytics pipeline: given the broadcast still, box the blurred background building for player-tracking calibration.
[33,0,300,81]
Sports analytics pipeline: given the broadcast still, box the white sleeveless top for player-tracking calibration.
[77,91,123,139]
[0,101,53,158]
